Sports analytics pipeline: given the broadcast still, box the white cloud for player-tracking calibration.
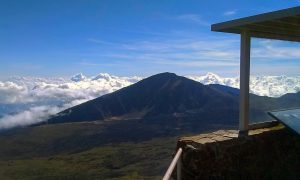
[0,74,142,130]
[0,105,61,129]
[156,60,239,67]
[252,40,300,60]
[0,99,87,130]
[92,38,240,66]
[91,37,300,77]
[188,73,300,97]
[224,10,237,16]
[176,14,210,26]
[1,74,141,105]
[0,81,29,104]
[86,35,300,71]
[86,38,127,47]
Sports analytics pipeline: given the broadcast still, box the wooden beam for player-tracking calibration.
[275,15,300,25]
[212,6,300,33]
[251,22,300,34]
[248,25,300,35]
[250,31,300,42]
[211,7,300,43]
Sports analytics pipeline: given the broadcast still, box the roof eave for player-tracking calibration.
[211,6,300,42]
[212,6,300,32]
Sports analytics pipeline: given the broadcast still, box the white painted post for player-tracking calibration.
[239,30,251,134]
[163,148,182,180]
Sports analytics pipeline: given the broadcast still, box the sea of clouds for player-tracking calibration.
[1,72,300,130]
[0,73,142,130]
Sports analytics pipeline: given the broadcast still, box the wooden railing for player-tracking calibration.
[162,148,182,180]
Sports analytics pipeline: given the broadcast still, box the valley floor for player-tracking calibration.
[0,136,176,180]
[0,116,236,179]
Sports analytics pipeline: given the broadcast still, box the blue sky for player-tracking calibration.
[1,0,300,78]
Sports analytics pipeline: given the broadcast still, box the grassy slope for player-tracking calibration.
[0,115,235,179]
[0,122,177,179]
[0,137,176,180]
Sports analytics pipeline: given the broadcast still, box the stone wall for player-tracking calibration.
[175,125,300,180]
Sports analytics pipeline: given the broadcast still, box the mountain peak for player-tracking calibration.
[150,72,178,78]
[135,72,184,87]
[48,72,238,124]
[71,73,86,82]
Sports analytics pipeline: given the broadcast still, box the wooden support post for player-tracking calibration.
[239,30,251,135]
[177,155,182,180]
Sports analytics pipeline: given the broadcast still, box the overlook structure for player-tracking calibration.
[164,6,300,180]
[212,6,300,134]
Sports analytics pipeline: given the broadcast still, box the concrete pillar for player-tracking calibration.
[239,30,251,134]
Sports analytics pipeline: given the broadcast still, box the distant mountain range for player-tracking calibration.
[48,73,239,124]
[48,72,300,126]
[1,72,300,130]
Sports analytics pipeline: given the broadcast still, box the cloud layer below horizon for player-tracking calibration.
[1,72,300,130]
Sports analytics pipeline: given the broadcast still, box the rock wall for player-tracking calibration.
[175,126,300,180]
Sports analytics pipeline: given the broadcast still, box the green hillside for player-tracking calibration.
[0,122,178,179]
[0,137,176,179]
